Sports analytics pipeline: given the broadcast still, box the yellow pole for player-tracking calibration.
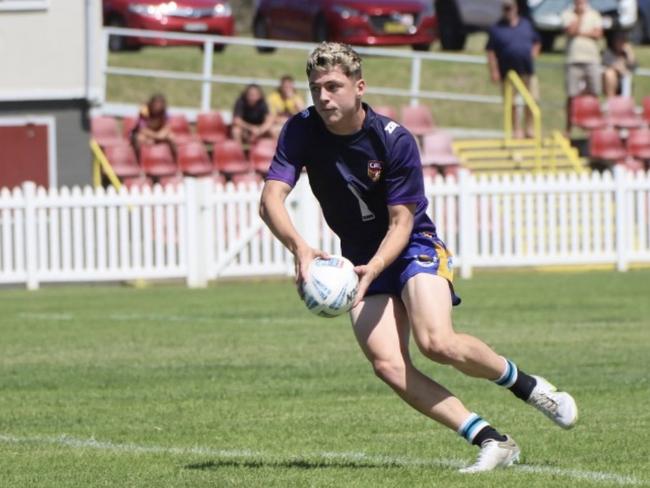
[503,78,513,142]
[89,139,123,191]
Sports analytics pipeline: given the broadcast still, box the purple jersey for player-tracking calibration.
[266,104,438,264]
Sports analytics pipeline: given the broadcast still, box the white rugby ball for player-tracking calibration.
[302,256,359,317]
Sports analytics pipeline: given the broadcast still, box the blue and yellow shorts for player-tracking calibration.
[365,232,461,306]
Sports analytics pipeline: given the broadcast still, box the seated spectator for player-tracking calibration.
[602,31,637,98]
[231,84,275,146]
[267,75,305,136]
[131,93,177,158]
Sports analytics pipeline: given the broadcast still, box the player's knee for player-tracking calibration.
[417,334,461,365]
[372,358,407,389]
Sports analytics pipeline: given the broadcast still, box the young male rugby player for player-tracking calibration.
[259,42,578,472]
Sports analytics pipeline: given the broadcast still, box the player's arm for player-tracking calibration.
[486,50,500,83]
[259,179,327,289]
[352,203,415,306]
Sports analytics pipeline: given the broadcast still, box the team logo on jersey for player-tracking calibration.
[384,121,400,134]
[300,109,310,118]
[415,254,438,268]
[367,160,383,182]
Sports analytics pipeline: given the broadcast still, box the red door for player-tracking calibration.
[0,122,50,189]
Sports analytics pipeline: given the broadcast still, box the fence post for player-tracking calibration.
[23,181,39,290]
[294,176,320,249]
[458,169,474,279]
[185,177,210,287]
[201,40,214,112]
[409,56,422,107]
[614,165,629,272]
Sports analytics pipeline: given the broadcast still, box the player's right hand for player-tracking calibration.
[293,246,330,297]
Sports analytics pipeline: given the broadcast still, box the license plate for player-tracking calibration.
[184,22,208,32]
[383,21,409,34]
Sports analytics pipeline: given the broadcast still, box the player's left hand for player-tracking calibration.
[352,262,381,307]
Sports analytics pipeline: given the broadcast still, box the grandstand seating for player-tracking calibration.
[121,116,138,139]
[373,105,398,120]
[103,142,142,179]
[605,96,644,129]
[121,175,152,190]
[588,128,627,164]
[643,97,650,125]
[140,143,179,177]
[91,116,124,147]
[167,114,198,144]
[177,141,213,176]
[420,131,461,175]
[626,128,650,163]
[231,171,262,184]
[570,95,607,131]
[249,138,276,174]
[400,105,436,137]
[212,139,251,176]
[196,111,229,144]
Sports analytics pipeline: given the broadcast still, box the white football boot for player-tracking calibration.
[459,435,521,473]
[527,375,578,429]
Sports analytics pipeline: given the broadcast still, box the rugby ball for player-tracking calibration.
[302,256,359,317]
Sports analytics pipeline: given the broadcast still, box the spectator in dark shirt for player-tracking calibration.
[231,84,275,146]
[602,30,637,98]
[486,0,541,138]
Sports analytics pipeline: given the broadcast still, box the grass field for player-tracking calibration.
[106,32,650,133]
[1,270,649,487]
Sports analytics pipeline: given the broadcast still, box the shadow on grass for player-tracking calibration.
[185,458,403,471]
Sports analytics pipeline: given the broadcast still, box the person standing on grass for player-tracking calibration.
[486,0,541,138]
[562,0,603,133]
[259,42,578,473]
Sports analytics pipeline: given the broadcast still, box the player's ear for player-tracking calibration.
[355,78,366,99]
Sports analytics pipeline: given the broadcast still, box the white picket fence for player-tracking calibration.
[1,168,649,289]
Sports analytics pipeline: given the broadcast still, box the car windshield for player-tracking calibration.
[532,0,618,15]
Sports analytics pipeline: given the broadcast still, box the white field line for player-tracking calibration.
[0,434,644,486]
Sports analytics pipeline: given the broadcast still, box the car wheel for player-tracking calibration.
[108,16,127,52]
[253,16,276,53]
[313,15,328,43]
[540,32,556,52]
[630,13,648,44]
[411,43,431,52]
[436,1,466,51]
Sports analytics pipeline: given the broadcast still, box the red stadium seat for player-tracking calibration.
[231,171,262,185]
[627,128,650,161]
[213,139,251,175]
[589,128,626,164]
[570,95,607,131]
[103,142,142,179]
[420,131,461,168]
[249,138,276,174]
[159,173,185,189]
[196,111,228,144]
[606,96,644,129]
[91,116,124,147]
[373,105,398,120]
[177,141,213,176]
[642,96,650,124]
[167,113,199,145]
[122,175,153,190]
[400,105,436,137]
[140,143,178,177]
[121,116,138,139]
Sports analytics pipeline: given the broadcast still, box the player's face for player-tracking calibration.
[309,66,365,133]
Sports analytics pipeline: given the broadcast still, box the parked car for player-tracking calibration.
[436,0,637,51]
[103,0,235,51]
[252,0,437,52]
[530,0,637,51]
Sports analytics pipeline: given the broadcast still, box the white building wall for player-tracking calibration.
[0,0,102,102]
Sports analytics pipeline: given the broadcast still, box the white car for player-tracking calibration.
[436,0,637,51]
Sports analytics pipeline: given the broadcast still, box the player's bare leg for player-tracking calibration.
[350,294,520,472]
[402,273,577,429]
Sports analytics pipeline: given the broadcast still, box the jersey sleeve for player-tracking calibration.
[384,129,426,206]
[265,116,305,187]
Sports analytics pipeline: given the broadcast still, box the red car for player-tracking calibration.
[103,0,235,51]
[252,0,437,52]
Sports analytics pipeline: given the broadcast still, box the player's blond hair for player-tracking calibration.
[306,42,362,80]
